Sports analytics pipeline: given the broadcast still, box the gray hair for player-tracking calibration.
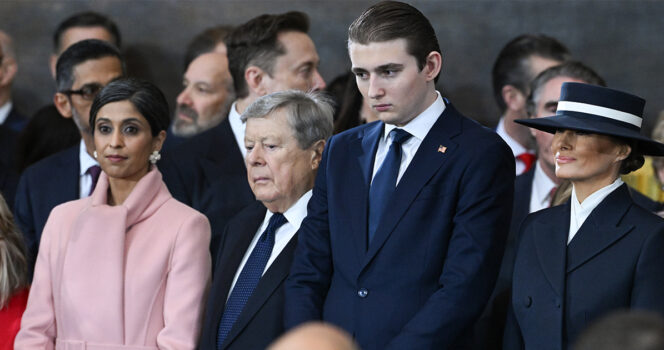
[527,61,606,117]
[241,90,334,149]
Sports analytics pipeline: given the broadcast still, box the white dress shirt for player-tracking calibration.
[228,190,313,298]
[529,161,558,213]
[78,140,100,198]
[496,117,531,175]
[568,178,624,244]
[0,101,12,125]
[371,91,445,185]
[228,101,247,160]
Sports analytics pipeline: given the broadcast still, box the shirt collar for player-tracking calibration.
[496,117,527,157]
[228,101,247,158]
[532,161,558,206]
[79,139,99,176]
[571,177,624,216]
[265,190,312,231]
[0,101,12,125]
[382,91,445,143]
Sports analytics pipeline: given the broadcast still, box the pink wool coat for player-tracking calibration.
[15,168,211,350]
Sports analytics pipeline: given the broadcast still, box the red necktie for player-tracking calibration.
[548,186,559,207]
[516,153,536,173]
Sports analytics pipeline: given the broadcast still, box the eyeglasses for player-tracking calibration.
[60,83,104,101]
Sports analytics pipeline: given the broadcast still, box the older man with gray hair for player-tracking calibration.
[198,89,333,350]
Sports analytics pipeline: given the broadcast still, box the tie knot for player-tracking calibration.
[267,213,288,233]
[390,128,412,145]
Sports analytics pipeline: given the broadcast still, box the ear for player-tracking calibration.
[245,65,268,96]
[0,58,17,87]
[53,92,73,118]
[152,130,167,152]
[423,51,442,82]
[502,85,526,112]
[616,143,631,162]
[309,139,326,170]
[49,54,58,79]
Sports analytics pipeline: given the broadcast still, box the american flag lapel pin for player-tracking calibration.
[438,145,447,153]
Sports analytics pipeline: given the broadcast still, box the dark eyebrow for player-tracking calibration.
[376,63,404,72]
[95,117,144,125]
[351,67,367,75]
[544,101,559,110]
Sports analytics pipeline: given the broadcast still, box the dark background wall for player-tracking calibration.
[1,0,662,133]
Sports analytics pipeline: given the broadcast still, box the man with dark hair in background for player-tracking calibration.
[0,30,27,132]
[165,25,235,151]
[14,39,125,274]
[492,34,570,175]
[161,11,326,264]
[285,2,514,349]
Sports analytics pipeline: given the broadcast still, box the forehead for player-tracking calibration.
[349,38,414,68]
[274,31,318,67]
[72,56,123,86]
[245,108,294,138]
[185,52,229,81]
[539,76,586,102]
[97,100,142,120]
[60,26,114,53]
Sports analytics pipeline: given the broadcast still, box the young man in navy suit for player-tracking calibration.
[284,2,515,349]
[14,40,125,273]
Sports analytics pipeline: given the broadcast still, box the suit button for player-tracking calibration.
[357,288,369,298]
[524,296,532,307]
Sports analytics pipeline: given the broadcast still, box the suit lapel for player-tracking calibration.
[222,234,299,348]
[60,146,82,202]
[209,202,266,344]
[362,105,462,268]
[199,120,246,186]
[566,184,634,273]
[533,203,569,297]
[350,122,382,260]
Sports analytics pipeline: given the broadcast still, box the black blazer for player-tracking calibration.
[13,145,79,271]
[161,118,255,265]
[198,201,298,350]
[0,124,18,209]
[505,184,664,350]
[4,107,28,132]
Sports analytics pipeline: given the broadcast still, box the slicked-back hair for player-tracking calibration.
[53,11,121,54]
[90,78,170,137]
[526,61,606,118]
[55,39,125,92]
[492,34,571,112]
[183,25,234,70]
[227,11,309,99]
[241,90,334,149]
[348,1,441,82]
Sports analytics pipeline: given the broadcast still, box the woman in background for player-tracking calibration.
[15,78,211,350]
[0,192,29,350]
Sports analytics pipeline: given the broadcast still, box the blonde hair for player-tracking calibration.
[0,193,28,308]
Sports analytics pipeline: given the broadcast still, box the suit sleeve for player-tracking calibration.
[283,138,334,329]
[157,212,211,350]
[631,223,664,314]
[14,171,38,273]
[386,136,515,349]
[14,207,62,350]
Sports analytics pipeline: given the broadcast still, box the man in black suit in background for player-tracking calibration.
[0,30,27,133]
[198,90,333,350]
[161,11,326,264]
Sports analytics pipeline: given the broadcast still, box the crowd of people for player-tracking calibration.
[1,1,664,350]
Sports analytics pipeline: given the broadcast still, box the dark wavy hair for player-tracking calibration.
[89,78,170,136]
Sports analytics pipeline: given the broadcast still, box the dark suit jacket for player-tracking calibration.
[0,124,18,209]
[4,107,28,132]
[285,102,515,350]
[160,118,254,266]
[14,145,79,271]
[198,201,298,350]
[504,184,664,350]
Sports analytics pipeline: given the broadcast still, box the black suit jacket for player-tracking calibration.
[14,145,79,271]
[161,119,255,266]
[4,107,28,132]
[0,124,18,209]
[198,201,298,350]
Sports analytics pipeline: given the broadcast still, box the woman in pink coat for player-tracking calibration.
[15,78,211,350]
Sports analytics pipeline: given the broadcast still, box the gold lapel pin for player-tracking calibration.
[438,145,447,153]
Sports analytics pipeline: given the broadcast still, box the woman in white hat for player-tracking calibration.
[504,82,664,350]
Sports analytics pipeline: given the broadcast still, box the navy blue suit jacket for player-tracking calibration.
[4,107,28,132]
[14,145,79,270]
[160,118,254,266]
[198,201,297,350]
[504,184,664,350]
[0,124,18,209]
[285,102,515,350]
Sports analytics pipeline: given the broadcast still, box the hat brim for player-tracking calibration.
[516,114,664,156]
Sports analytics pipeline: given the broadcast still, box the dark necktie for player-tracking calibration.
[368,128,412,244]
[87,165,101,196]
[216,213,288,349]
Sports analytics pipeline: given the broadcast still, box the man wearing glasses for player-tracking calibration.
[14,39,125,275]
